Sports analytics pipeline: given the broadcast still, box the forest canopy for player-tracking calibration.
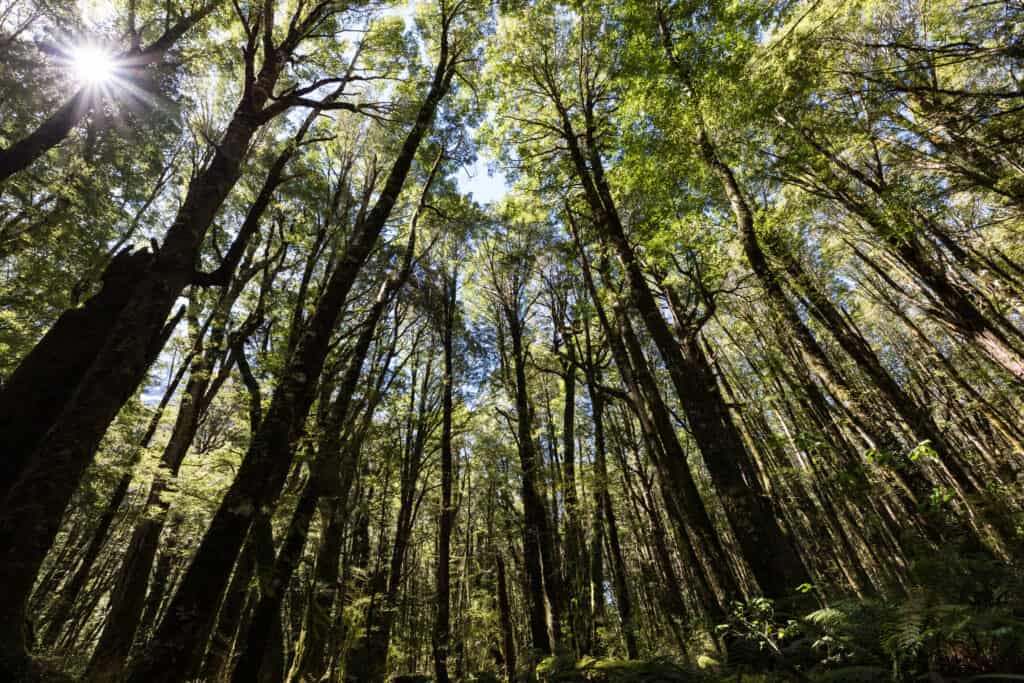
[1,0,1023,681]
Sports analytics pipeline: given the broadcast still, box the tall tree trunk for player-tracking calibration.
[583,352,638,659]
[230,475,319,683]
[0,246,152,501]
[558,338,590,655]
[0,45,292,674]
[507,309,560,655]
[124,40,455,681]
[778,237,1010,541]
[615,304,735,609]
[85,303,219,680]
[555,93,809,599]
[295,396,380,682]
[793,122,1024,381]
[495,551,516,683]
[694,126,950,538]
[569,219,734,613]
[346,356,432,682]
[233,229,416,681]
[0,88,89,183]
[40,351,190,649]
[433,267,457,683]
[200,528,259,682]
[85,240,270,680]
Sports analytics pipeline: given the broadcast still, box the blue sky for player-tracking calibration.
[391,1,509,206]
[455,156,509,205]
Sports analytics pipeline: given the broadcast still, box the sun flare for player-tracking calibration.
[70,44,116,86]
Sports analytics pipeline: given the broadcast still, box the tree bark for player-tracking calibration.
[200,529,259,682]
[569,219,734,613]
[0,38,293,673]
[124,38,455,681]
[346,356,432,682]
[508,309,560,655]
[433,266,457,683]
[234,229,415,681]
[0,5,216,184]
[495,552,516,683]
[583,354,638,659]
[558,333,590,655]
[0,89,89,183]
[553,84,810,599]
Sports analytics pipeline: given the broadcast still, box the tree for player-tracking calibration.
[1,1,1022,680]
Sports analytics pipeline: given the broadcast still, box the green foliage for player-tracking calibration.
[815,554,1023,679]
[538,655,719,682]
[907,441,938,462]
[4,0,1024,681]
[718,597,801,652]
[467,672,502,683]
[705,549,1024,680]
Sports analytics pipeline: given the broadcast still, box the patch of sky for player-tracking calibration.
[456,154,509,205]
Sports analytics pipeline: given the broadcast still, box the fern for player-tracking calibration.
[814,666,890,682]
[805,607,847,630]
[880,591,928,662]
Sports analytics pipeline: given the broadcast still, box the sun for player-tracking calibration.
[70,44,117,86]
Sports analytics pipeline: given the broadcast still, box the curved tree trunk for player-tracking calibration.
[0,89,89,183]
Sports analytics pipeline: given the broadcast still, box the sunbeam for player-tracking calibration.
[69,44,116,86]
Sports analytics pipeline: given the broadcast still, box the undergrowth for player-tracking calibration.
[535,548,1024,682]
